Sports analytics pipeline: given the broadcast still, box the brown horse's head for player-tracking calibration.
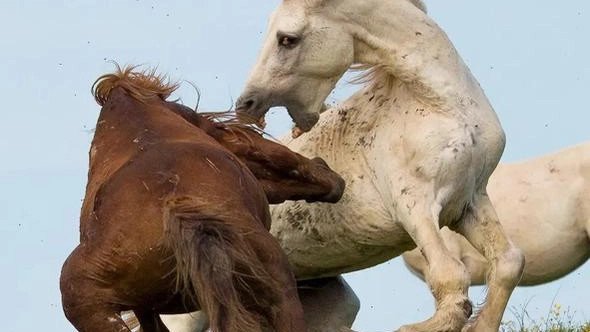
[223,128,344,204]
[206,119,345,205]
[165,102,345,205]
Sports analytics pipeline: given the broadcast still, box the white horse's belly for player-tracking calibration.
[494,186,589,284]
[489,159,590,284]
[520,236,589,285]
[271,180,414,280]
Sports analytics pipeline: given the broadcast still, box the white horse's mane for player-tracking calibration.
[303,0,427,13]
[349,0,429,95]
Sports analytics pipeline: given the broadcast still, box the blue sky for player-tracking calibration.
[1,1,588,331]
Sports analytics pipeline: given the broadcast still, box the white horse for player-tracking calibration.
[167,0,524,331]
[403,142,590,286]
[233,0,524,331]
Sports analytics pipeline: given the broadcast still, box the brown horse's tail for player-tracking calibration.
[164,197,278,332]
[91,63,179,106]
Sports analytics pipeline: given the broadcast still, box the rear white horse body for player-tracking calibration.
[404,142,590,286]
[231,1,524,331]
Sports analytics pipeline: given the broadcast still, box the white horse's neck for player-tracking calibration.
[334,0,490,113]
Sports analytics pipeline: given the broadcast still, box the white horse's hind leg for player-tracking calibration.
[160,312,209,332]
[396,202,472,332]
[158,278,359,332]
[298,276,360,332]
[457,193,524,332]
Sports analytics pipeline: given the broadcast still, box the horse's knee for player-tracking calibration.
[426,255,470,301]
[493,245,525,287]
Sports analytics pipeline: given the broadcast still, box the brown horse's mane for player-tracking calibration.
[92,63,269,141]
[92,63,179,107]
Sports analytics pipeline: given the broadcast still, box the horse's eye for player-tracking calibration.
[278,34,300,49]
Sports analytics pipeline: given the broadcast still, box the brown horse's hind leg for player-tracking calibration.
[134,310,170,332]
[252,234,308,332]
[61,300,130,332]
[60,250,131,332]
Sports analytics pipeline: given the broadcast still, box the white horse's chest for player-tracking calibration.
[271,123,416,278]
[271,86,504,279]
[270,174,414,279]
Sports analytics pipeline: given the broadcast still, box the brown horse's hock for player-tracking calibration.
[60,66,344,332]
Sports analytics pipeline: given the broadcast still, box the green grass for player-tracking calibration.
[501,303,590,332]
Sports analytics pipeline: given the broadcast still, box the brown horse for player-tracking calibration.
[59,66,345,332]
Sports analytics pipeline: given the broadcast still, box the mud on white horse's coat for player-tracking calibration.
[404,142,590,287]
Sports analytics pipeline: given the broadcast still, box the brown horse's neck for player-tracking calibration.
[90,88,157,165]
[80,87,157,241]
[81,88,200,237]
[165,101,220,138]
[165,102,254,149]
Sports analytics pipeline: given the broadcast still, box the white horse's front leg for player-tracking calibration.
[457,193,524,332]
[395,200,472,332]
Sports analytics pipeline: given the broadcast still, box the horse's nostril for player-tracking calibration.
[237,98,256,111]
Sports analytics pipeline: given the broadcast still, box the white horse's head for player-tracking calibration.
[235,0,356,132]
[236,0,428,133]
